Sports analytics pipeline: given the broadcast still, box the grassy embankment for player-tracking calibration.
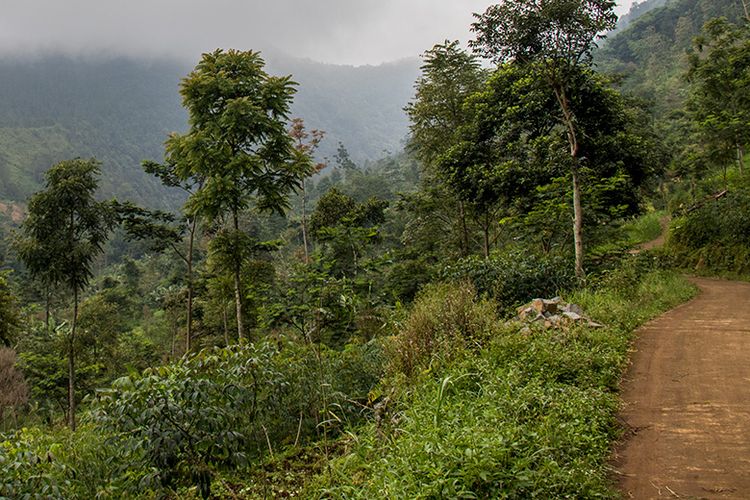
[245,265,696,498]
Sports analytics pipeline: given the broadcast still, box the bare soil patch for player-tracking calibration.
[0,201,24,223]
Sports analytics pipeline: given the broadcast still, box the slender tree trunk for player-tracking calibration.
[301,179,310,264]
[68,287,78,431]
[572,166,585,280]
[737,143,745,175]
[185,217,197,353]
[553,84,585,280]
[659,179,668,211]
[742,0,750,21]
[170,316,177,360]
[458,201,469,256]
[223,306,229,346]
[232,210,245,342]
[482,212,490,259]
[45,286,50,333]
[352,245,359,274]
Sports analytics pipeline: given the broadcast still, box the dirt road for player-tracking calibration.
[638,216,671,252]
[615,277,750,499]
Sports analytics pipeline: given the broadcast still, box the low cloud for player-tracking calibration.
[0,1,636,65]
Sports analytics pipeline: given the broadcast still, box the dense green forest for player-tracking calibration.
[0,54,418,205]
[1,0,749,497]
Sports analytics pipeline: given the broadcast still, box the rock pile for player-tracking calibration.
[516,297,603,329]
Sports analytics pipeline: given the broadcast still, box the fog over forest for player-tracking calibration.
[0,0,637,65]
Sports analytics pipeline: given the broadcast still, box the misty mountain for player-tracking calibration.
[0,53,419,207]
[271,56,420,162]
[613,0,669,34]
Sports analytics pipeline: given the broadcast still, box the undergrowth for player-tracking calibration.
[306,268,696,498]
[667,179,750,278]
[0,265,696,498]
[620,211,665,246]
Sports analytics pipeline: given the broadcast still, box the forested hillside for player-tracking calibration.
[613,0,669,33]
[0,57,186,206]
[598,0,746,117]
[0,54,418,205]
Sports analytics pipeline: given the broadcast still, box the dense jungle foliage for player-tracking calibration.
[1,0,749,497]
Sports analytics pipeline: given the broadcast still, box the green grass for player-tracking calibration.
[305,269,697,498]
[620,210,665,246]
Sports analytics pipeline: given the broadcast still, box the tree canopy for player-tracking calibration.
[470,0,617,67]
[405,40,485,168]
[16,158,112,430]
[164,49,310,342]
[167,49,307,220]
[470,0,618,278]
[687,18,750,174]
[16,159,111,295]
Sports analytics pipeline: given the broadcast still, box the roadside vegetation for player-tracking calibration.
[0,262,696,499]
[665,175,750,278]
[307,269,695,499]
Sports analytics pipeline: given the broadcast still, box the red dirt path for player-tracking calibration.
[614,277,750,499]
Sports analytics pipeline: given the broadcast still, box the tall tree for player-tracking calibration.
[166,49,309,342]
[16,158,112,430]
[289,118,325,264]
[687,18,750,178]
[471,0,617,278]
[405,40,485,256]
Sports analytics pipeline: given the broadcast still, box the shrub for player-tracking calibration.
[94,344,279,497]
[388,281,499,377]
[668,184,750,275]
[92,339,384,498]
[441,250,575,313]
[0,348,28,429]
[0,426,153,499]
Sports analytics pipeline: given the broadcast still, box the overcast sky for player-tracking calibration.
[0,1,637,66]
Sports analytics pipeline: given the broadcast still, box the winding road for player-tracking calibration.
[615,277,750,499]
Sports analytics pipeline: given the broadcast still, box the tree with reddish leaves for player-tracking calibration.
[289,118,326,263]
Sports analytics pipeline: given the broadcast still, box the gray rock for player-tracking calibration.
[564,303,584,316]
[516,297,604,330]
